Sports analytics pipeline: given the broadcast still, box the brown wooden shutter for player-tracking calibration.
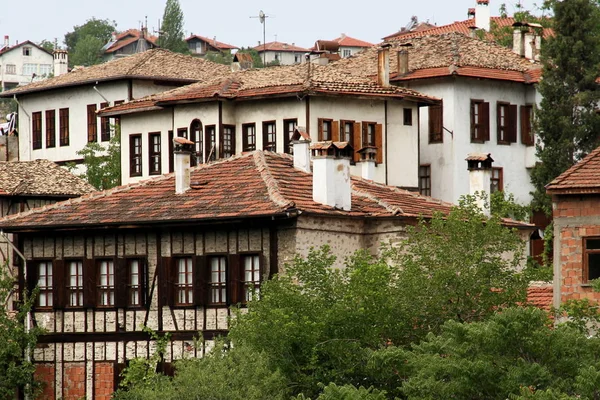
[361,122,368,145]
[53,260,65,309]
[115,258,127,308]
[470,101,476,141]
[332,121,340,142]
[26,261,36,295]
[193,256,207,307]
[83,258,96,309]
[482,102,490,141]
[353,122,361,162]
[496,103,502,143]
[509,104,518,142]
[227,254,241,305]
[317,118,324,141]
[159,256,172,308]
[140,259,148,308]
[375,124,383,164]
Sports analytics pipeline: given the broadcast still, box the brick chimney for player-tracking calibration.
[466,153,494,216]
[397,43,412,75]
[173,137,194,194]
[311,142,353,211]
[377,43,391,87]
[292,126,311,173]
[475,0,490,32]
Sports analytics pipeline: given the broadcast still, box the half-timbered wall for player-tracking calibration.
[22,225,272,400]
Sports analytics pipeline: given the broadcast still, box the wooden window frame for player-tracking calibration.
[36,261,53,308]
[221,124,236,158]
[205,125,217,161]
[362,121,376,146]
[318,118,333,141]
[208,255,228,306]
[428,103,443,143]
[419,164,431,197]
[126,258,146,308]
[283,119,297,154]
[148,132,161,175]
[583,238,600,283]
[404,108,413,126]
[168,130,174,173]
[175,257,194,306]
[32,112,42,150]
[100,102,111,142]
[188,121,202,166]
[129,134,142,177]
[242,123,256,152]
[45,110,55,148]
[496,102,517,145]
[59,108,69,146]
[96,259,115,308]
[470,99,490,143]
[262,121,276,151]
[66,260,84,308]
[86,104,98,143]
[491,167,503,193]
[241,254,261,303]
[521,104,534,146]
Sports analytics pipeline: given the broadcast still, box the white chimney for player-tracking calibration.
[475,0,491,32]
[173,137,194,194]
[524,31,541,61]
[311,142,352,211]
[3,35,8,49]
[512,25,525,57]
[53,49,69,77]
[358,147,377,181]
[466,153,494,216]
[377,43,391,87]
[292,126,311,173]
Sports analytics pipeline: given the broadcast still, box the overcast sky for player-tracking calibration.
[1,0,544,50]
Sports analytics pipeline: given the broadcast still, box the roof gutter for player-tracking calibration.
[93,83,110,104]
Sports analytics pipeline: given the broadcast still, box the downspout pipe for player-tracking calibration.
[93,83,110,104]
[13,95,30,161]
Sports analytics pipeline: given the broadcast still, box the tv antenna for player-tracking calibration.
[250,10,273,66]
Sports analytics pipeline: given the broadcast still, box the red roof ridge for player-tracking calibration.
[253,151,296,209]
[351,183,404,215]
[546,146,600,191]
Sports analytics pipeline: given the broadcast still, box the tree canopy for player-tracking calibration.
[157,0,188,53]
[64,18,116,67]
[74,129,121,190]
[530,0,600,214]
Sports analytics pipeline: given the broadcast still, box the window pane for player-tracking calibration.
[590,253,600,280]
[587,239,600,250]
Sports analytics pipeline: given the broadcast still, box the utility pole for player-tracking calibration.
[250,10,271,66]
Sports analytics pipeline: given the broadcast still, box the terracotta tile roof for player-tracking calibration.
[325,33,541,84]
[0,159,95,197]
[0,151,460,231]
[0,40,52,57]
[104,29,158,54]
[0,49,231,97]
[99,63,440,116]
[253,41,309,52]
[526,282,553,312]
[383,17,553,41]
[186,35,238,50]
[332,35,374,48]
[546,145,600,195]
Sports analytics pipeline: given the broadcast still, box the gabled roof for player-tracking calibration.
[0,40,52,57]
[0,159,95,197]
[0,48,231,97]
[186,35,238,50]
[383,16,553,41]
[0,151,457,231]
[546,146,600,195]
[332,34,374,48]
[99,62,440,116]
[103,29,158,54]
[325,33,541,84]
[253,41,309,52]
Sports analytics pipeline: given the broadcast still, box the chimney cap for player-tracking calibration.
[310,141,354,158]
[476,0,489,4]
[173,136,194,152]
[466,152,494,170]
[291,126,311,142]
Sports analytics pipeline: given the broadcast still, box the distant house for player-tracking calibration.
[102,29,157,61]
[0,36,54,91]
[331,34,373,58]
[253,41,309,65]
[186,35,238,56]
[0,49,231,173]
[546,146,600,309]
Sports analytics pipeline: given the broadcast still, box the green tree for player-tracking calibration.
[64,18,116,67]
[237,47,264,68]
[75,130,121,190]
[38,39,55,53]
[0,265,40,399]
[158,0,188,53]
[203,51,233,65]
[489,3,550,48]
[531,0,600,215]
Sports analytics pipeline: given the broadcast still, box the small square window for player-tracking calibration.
[23,47,31,56]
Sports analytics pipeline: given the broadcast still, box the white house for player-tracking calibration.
[0,49,231,172]
[99,51,439,188]
[332,34,373,58]
[253,41,309,65]
[186,35,238,56]
[0,37,54,91]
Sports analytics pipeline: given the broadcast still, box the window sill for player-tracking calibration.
[428,140,443,144]
[580,283,593,288]
[470,139,487,144]
[497,141,513,146]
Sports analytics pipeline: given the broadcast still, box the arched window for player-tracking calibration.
[189,119,203,165]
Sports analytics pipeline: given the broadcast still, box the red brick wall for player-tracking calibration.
[94,362,115,400]
[554,196,600,218]
[63,362,86,400]
[34,363,55,400]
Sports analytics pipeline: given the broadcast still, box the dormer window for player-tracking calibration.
[23,46,31,56]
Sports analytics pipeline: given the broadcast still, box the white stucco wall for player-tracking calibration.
[406,77,539,205]
[0,44,53,90]
[259,50,305,65]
